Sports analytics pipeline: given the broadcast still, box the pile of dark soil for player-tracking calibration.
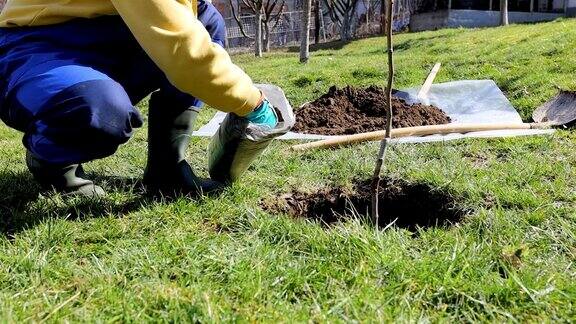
[263,178,468,230]
[293,86,451,135]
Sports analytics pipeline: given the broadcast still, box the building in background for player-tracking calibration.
[411,0,575,31]
[420,0,569,12]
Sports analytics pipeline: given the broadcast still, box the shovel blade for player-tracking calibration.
[532,90,576,126]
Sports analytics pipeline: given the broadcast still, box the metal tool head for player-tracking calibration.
[532,90,576,126]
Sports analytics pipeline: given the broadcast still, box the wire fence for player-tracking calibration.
[225,11,314,49]
[223,2,413,50]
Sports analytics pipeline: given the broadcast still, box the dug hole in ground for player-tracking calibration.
[262,178,470,230]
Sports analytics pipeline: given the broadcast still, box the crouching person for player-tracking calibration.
[0,0,294,197]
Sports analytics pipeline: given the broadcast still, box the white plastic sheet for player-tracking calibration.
[195,80,554,142]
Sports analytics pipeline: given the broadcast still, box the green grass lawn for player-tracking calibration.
[1,19,575,322]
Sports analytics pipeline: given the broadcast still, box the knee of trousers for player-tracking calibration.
[37,79,144,149]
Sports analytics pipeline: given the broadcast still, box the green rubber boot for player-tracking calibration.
[143,99,224,197]
[26,151,105,198]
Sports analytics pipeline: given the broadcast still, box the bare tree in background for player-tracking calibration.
[381,0,426,34]
[229,0,286,56]
[300,0,313,63]
[262,1,286,51]
[323,0,360,41]
[314,0,322,44]
[500,0,509,25]
[381,0,386,34]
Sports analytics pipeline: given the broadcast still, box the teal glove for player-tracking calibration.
[245,98,278,129]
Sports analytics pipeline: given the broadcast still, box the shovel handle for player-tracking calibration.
[290,123,548,151]
[417,63,441,99]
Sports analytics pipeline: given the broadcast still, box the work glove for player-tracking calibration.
[245,97,278,129]
[208,84,295,183]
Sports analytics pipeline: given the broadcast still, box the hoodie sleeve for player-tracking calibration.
[110,0,261,116]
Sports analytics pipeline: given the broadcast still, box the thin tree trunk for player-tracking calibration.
[365,1,369,25]
[264,22,270,52]
[341,11,352,41]
[314,0,321,44]
[340,21,348,41]
[255,11,263,57]
[300,0,313,63]
[320,1,327,42]
[371,0,394,226]
[381,0,386,34]
[501,0,509,25]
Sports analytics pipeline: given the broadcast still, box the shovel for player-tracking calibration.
[532,90,576,127]
[290,90,576,152]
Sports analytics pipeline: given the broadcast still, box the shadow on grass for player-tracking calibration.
[0,170,213,237]
[285,39,352,53]
[372,32,457,54]
[273,30,455,55]
[0,170,149,236]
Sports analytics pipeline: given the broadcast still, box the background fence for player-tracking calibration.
[224,1,412,50]
[225,11,314,49]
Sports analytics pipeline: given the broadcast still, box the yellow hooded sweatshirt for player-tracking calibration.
[0,0,262,116]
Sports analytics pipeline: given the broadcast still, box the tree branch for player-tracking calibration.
[263,0,277,20]
[241,0,258,12]
[270,0,286,30]
[229,0,255,39]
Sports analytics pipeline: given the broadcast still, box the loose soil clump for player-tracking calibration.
[293,85,451,135]
[263,178,468,230]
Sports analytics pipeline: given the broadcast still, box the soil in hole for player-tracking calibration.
[264,178,468,230]
[293,85,451,135]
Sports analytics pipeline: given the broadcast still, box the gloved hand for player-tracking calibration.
[208,85,295,184]
[245,97,278,129]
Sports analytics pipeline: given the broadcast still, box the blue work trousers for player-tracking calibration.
[0,1,225,165]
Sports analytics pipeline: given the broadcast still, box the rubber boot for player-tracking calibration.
[143,98,224,197]
[26,151,105,198]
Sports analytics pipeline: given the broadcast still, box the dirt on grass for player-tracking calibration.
[293,85,451,135]
[263,178,468,230]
